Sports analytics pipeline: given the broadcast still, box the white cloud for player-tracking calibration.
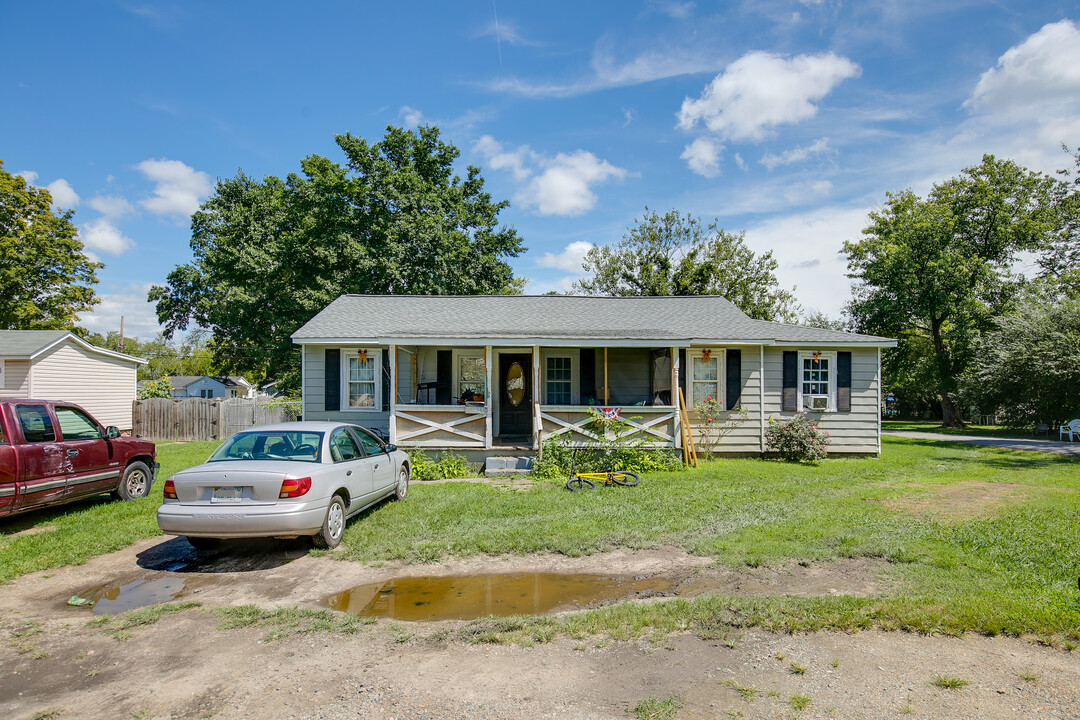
[78,283,163,339]
[484,44,726,98]
[16,170,38,183]
[733,153,747,171]
[136,158,212,217]
[966,20,1080,113]
[475,18,540,46]
[89,195,135,218]
[783,179,833,204]
[622,107,637,127]
[475,137,629,216]
[537,241,594,273]
[46,179,80,208]
[760,137,832,169]
[677,51,860,141]
[650,1,695,19]
[681,137,723,177]
[400,105,424,126]
[80,218,135,255]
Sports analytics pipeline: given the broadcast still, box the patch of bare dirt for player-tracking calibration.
[881,481,1035,521]
[679,557,885,598]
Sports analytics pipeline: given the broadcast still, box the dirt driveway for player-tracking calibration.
[1,538,1077,720]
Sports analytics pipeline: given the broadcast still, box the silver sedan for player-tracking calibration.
[157,421,410,549]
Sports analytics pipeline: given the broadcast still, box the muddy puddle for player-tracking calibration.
[322,573,673,622]
[72,577,188,615]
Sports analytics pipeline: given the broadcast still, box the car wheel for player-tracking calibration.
[312,495,346,549]
[116,461,152,501]
[395,465,409,501]
[186,536,220,551]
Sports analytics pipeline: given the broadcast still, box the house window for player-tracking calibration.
[799,351,835,411]
[455,351,486,401]
[200,389,212,399]
[689,350,722,407]
[546,356,572,405]
[343,349,382,411]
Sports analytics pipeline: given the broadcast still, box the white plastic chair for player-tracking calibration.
[1060,419,1080,442]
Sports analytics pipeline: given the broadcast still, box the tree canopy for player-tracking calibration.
[150,126,525,392]
[575,208,799,322]
[0,160,101,330]
[85,329,218,382]
[844,155,1067,426]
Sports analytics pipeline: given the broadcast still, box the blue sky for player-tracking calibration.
[4,1,1079,338]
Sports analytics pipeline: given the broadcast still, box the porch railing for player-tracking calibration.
[536,405,679,449]
[391,404,487,448]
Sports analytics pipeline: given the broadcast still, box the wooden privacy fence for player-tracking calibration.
[132,398,301,442]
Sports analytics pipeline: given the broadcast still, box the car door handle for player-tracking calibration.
[67,449,79,457]
[346,470,352,476]
[374,464,380,469]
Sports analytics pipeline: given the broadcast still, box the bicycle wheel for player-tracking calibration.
[566,476,596,492]
[609,471,640,487]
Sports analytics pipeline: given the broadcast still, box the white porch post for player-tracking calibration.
[388,344,397,444]
[672,347,681,450]
[485,345,493,449]
[759,344,766,454]
[532,345,541,449]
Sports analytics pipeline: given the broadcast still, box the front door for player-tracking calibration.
[499,354,532,437]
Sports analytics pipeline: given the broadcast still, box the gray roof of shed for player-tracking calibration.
[291,295,894,346]
[0,330,147,363]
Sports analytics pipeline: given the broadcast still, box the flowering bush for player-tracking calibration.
[692,395,749,456]
[764,413,831,462]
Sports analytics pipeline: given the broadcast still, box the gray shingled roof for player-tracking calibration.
[0,330,69,357]
[291,295,895,346]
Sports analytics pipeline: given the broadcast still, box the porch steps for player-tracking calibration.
[484,456,534,476]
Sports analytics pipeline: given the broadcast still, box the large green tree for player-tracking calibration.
[150,126,524,392]
[844,155,1065,426]
[575,208,799,322]
[0,160,101,329]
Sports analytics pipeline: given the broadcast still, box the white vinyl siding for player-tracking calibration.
[0,359,31,398]
[762,347,880,453]
[30,341,137,428]
[302,345,390,433]
[686,346,762,454]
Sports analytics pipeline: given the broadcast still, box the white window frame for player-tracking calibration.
[797,350,837,412]
[452,349,486,402]
[688,349,724,408]
[340,348,383,413]
[543,353,575,405]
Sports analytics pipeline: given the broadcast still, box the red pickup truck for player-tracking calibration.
[0,399,157,518]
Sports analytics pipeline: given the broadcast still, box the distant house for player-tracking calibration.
[291,295,897,457]
[165,375,256,399]
[0,330,146,429]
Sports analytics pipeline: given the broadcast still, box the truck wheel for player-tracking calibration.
[117,461,152,501]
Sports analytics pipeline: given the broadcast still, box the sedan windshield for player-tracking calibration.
[209,431,323,463]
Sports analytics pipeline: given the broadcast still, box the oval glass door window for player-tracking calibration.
[506,362,525,406]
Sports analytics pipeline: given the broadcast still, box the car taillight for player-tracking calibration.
[279,477,312,498]
[163,479,177,499]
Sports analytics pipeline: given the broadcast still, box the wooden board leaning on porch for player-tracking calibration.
[678,387,698,467]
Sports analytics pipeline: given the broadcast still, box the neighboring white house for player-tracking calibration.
[291,295,898,456]
[163,375,256,399]
[0,330,146,429]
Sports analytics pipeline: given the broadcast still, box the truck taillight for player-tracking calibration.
[279,477,312,498]
[163,479,177,499]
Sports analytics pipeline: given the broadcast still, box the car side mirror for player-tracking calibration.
[385,443,397,453]
[105,426,121,439]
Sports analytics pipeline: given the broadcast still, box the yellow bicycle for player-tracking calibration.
[565,451,640,491]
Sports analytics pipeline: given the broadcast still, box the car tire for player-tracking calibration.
[116,461,152,501]
[186,536,220,551]
[312,494,346,549]
[395,465,409,501]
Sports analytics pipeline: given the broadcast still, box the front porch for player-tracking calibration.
[386,344,685,453]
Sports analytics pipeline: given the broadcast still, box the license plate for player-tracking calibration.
[211,486,243,503]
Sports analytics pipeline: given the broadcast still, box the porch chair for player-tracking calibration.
[1060,419,1080,442]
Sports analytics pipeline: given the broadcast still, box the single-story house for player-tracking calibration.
[0,330,146,429]
[166,375,256,399]
[290,295,897,457]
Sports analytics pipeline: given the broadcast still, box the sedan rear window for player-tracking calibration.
[209,431,323,463]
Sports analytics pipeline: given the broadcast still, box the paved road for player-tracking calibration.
[883,430,1080,457]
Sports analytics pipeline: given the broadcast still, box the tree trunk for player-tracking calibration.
[940,393,965,428]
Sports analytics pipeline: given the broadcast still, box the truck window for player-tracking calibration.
[55,407,103,440]
[16,405,56,443]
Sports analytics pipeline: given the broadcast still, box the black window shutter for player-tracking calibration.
[324,349,340,412]
[580,349,595,403]
[382,349,391,411]
[678,349,687,401]
[837,351,852,412]
[726,349,742,409]
[782,351,798,412]
[435,350,452,405]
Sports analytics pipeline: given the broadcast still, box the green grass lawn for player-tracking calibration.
[2,437,1078,642]
[882,420,1046,439]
